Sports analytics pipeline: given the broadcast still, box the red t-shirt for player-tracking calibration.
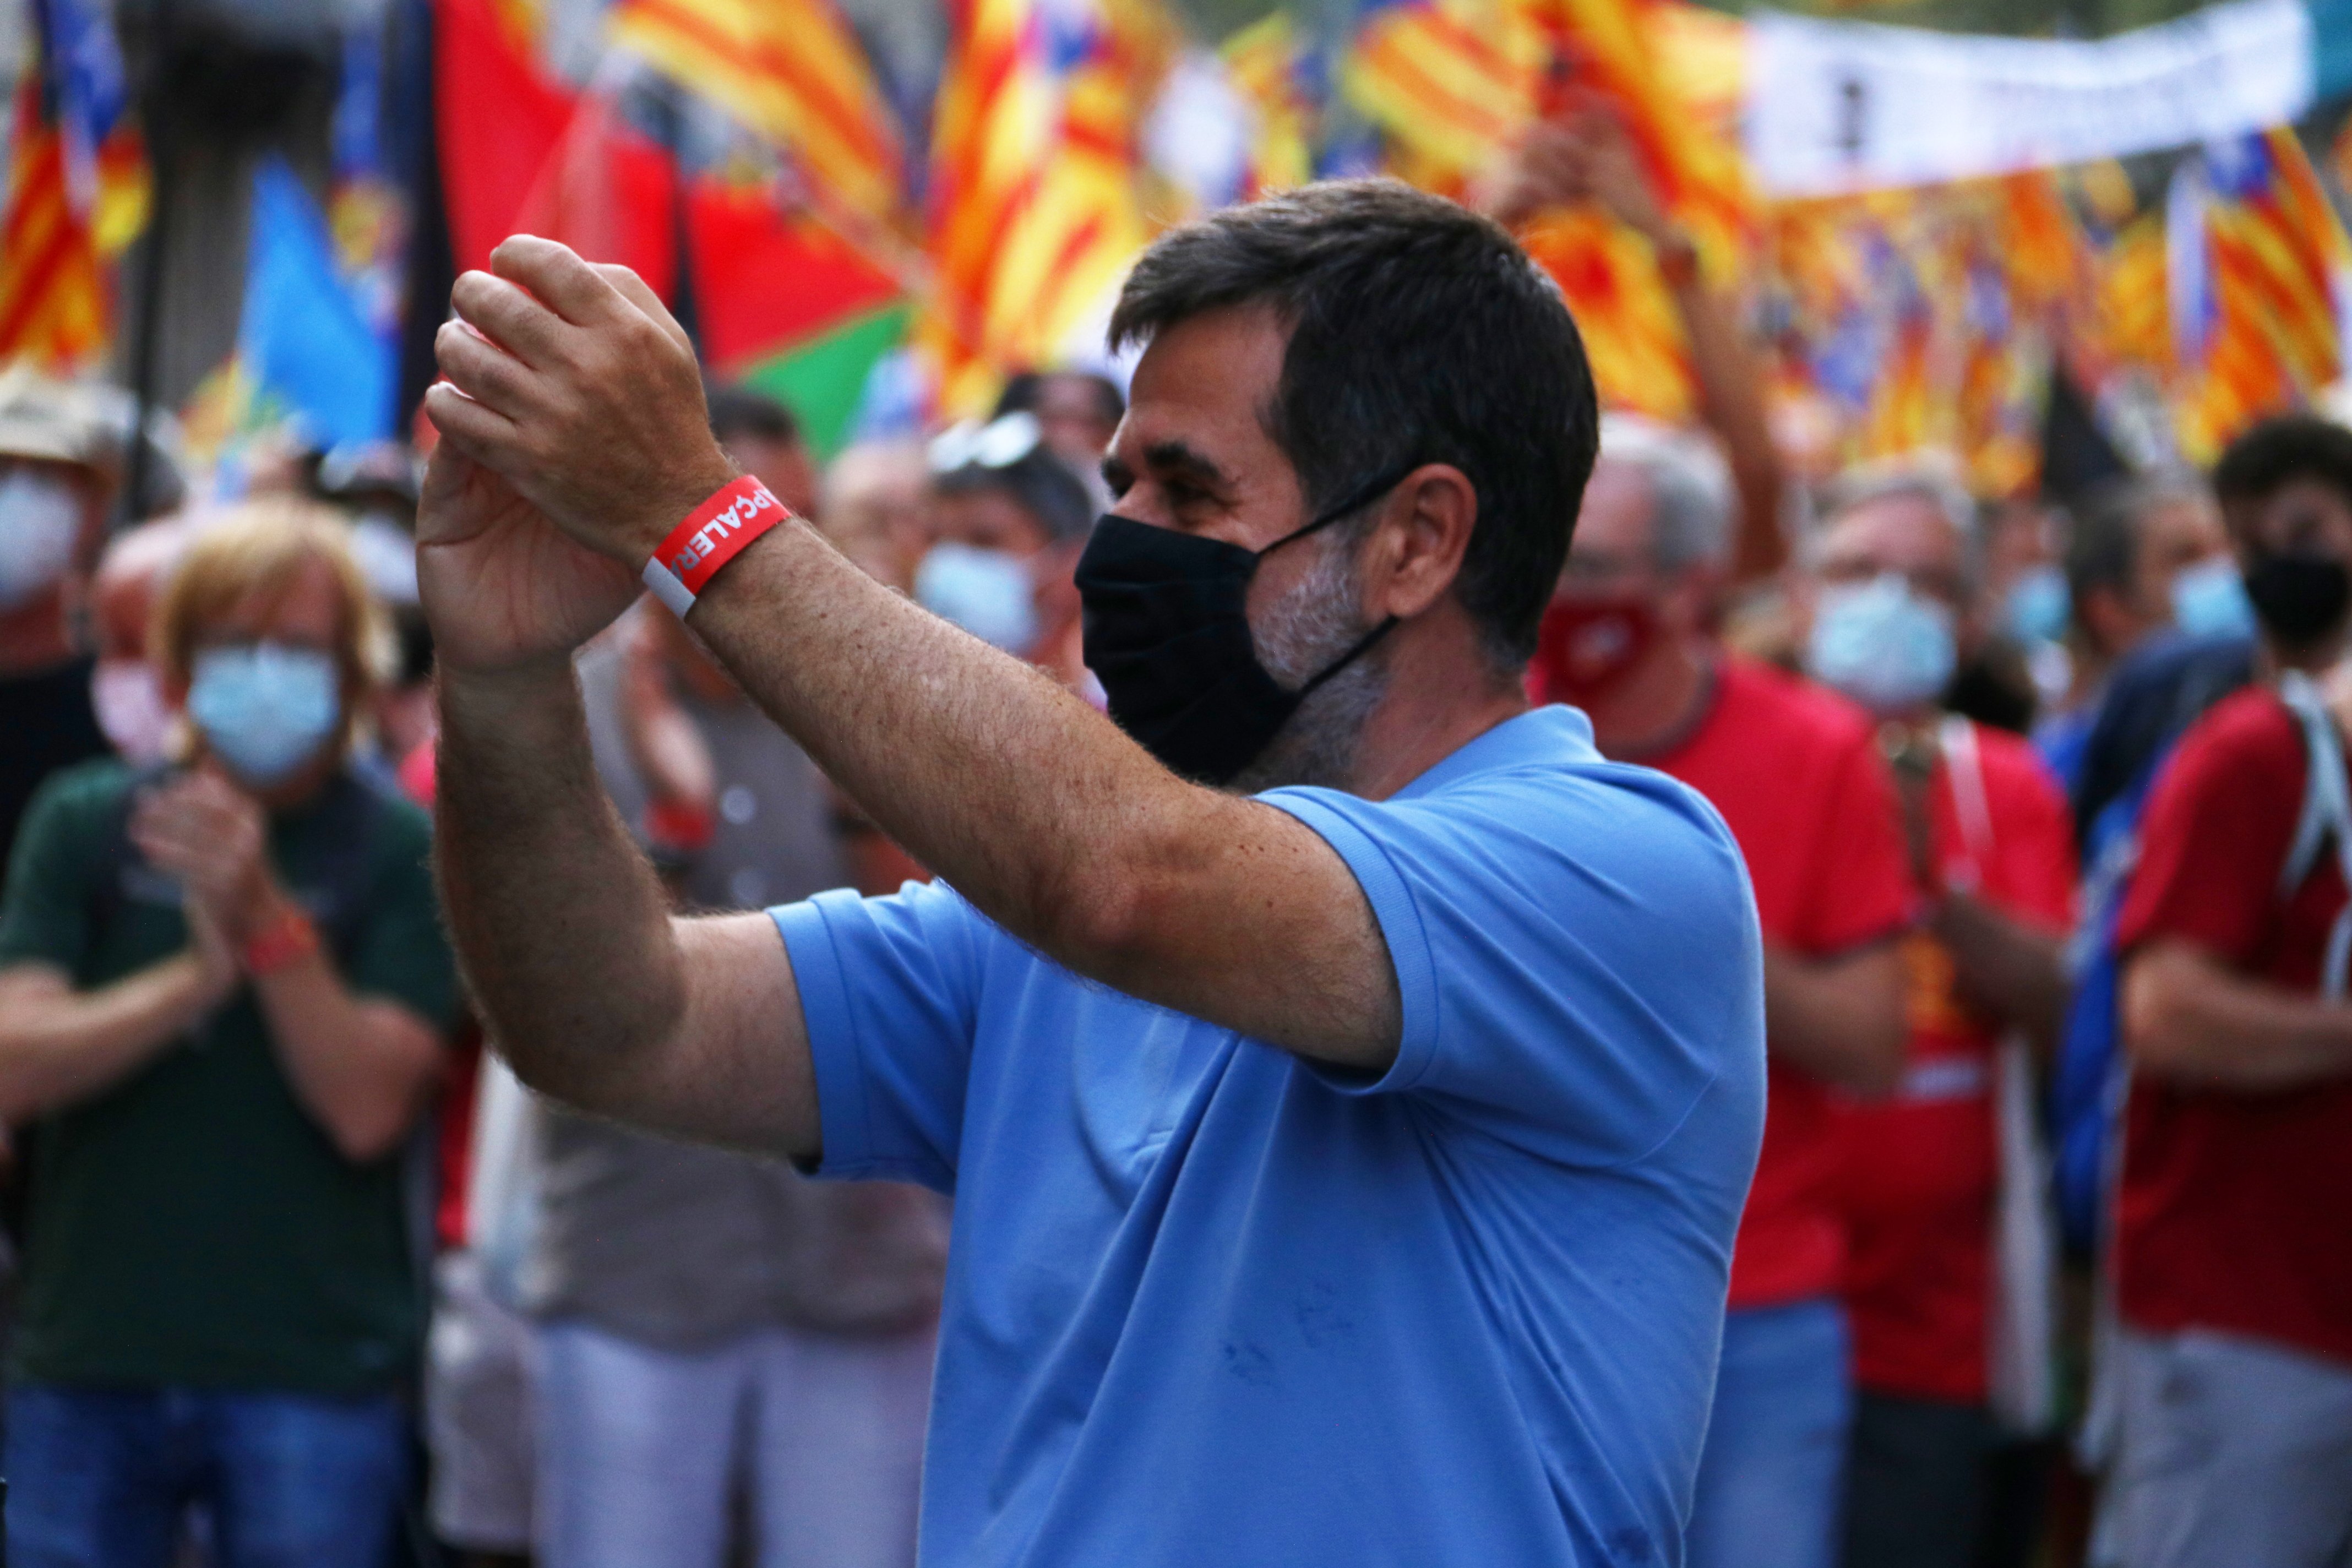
[1843,723,2075,1403]
[2113,687,2352,1368]
[1645,657,1917,1309]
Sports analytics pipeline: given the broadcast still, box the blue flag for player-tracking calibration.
[239,157,393,447]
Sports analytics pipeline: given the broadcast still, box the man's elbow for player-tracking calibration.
[1032,851,1164,983]
[2121,948,2198,1081]
[320,1102,415,1165]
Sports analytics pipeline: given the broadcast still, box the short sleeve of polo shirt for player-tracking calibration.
[1795,730,1916,956]
[771,879,989,1194]
[2116,695,2302,964]
[1265,763,1761,1169]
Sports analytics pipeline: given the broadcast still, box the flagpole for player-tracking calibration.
[123,0,175,523]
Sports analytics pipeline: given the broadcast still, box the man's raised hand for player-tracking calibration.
[424,237,738,569]
[413,439,640,676]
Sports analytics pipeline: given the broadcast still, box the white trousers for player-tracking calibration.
[535,1316,935,1568]
[2092,1326,2352,1568]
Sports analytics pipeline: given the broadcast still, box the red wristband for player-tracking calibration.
[242,908,320,976]
[641,476,792,617]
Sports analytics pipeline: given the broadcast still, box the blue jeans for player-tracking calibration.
[4,1384,408,1568]
[1685,1298,1853,1568]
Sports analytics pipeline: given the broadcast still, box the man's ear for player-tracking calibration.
[1369,463,1478,621]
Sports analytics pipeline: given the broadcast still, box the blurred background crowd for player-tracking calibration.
[0,0,2350,1562]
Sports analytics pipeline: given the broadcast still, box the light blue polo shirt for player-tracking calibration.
[771,705,1765,1567]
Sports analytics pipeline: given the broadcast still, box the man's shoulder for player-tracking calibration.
[2163,685,2301,792]
[1295,710,1750,905]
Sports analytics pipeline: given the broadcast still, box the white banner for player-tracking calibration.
[1745,0,2313,197]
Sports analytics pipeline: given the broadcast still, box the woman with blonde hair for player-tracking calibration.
[0,498,458,1567]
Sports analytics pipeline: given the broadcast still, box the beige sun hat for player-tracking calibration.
[0,362,122,469]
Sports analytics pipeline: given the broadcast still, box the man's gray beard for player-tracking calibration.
[1226,533,1389,795]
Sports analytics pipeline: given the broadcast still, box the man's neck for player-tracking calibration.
[2263,626,2350,678]
[1347,641,1528,802]
[1583,635,1716,761]
[0,591,81,679]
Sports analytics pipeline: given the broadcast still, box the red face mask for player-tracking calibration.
[1529,595,1659,706]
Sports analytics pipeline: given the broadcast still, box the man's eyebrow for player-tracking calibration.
[1101,453,1133,490]
[1142,440,1233,492]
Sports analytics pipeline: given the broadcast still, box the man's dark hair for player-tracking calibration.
[996,369,1126,429]
[937,447,1095,544]
[707,383,802,448]
[2212,414,2352,516]
[1108,178,1598,668]
[2065,484,2142,624]
[2066,473,2209,624]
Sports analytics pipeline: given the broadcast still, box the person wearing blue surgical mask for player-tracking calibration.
[2031,478,2231,797]
[1798,465,2078,1568]
[0,375,122,889]
[0,498,458,1563]
[919,413,1097,679]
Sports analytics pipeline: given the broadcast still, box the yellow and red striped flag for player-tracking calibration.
[916,0,1175,414]
[0,91,106,367]
[1221,13,1314,200]
[1528,0,1751,264]
[1344,0,1531,186]
[1344,0,1750,419]
[610,0,908,240]
[2174,128,2349,463]
[0,0,143,369]
[1345,0,1749,255]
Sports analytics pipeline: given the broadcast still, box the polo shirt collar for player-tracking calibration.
[1391,704,1599,802]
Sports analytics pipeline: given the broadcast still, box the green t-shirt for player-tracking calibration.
[0,758,459,1393]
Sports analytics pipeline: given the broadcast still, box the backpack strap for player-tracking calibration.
[2273,672,2352,999]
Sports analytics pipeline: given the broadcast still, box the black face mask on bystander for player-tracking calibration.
[2244,548,2352,650]
[1073,465,1413,785]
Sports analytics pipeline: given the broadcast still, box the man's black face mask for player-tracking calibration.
[1072,465,1413,785]
[2244,546,2352,650]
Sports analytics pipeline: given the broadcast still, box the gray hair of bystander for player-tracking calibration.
[1597,415,1736,574]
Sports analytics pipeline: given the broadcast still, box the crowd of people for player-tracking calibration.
[0,147,2344,1568]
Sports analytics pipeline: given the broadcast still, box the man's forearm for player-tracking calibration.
[1760,943,1907,1097]
[251,950,443,1163]
[686,520,1399,1059]
[693,521,1189,959]
[434,658,692,1108]
[1932,894,2067,1055]
[1660,268,1785,584]
[2124,940,2352,1091]
[0,961,214,1120]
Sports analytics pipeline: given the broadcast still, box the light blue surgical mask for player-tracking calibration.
[2002,564,2070,645]
[0,468,83,610]
[1806,573,1958,716]
[187,643,342,786]
[2169,555,2256,639]
[916,542,1038,653]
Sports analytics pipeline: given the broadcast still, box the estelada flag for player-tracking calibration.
[0,0,144,369]
[608,0,908,247]
[915,0,1177,415]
